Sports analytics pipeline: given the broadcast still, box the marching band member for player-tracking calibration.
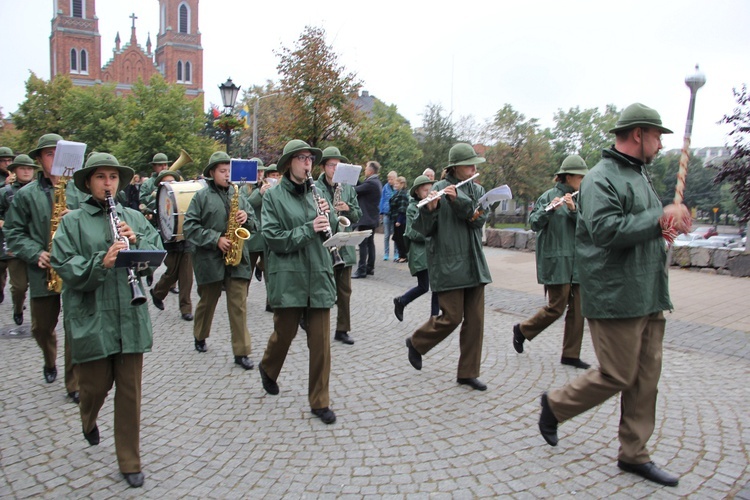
[50,152,163,489]
[0,154,37,325]
[149,170,194,321]
[0,146,16,302]
[315,146,361,345]
[405,143,492,391]
[513,154,591,369]
[138,153,170,220]
[244,158,267,284]
[5,133,79,402]
[258,140,338,424]
[393,175,440,322]
[183,151,256,370]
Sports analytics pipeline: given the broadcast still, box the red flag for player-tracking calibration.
[211,106,220,119]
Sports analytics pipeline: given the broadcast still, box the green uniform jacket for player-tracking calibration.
[50,200,164,364]
[413,174,492,292]
[261,176,337,309]
[529,182,579,285]
[139,174,157,211]
[576,148,671,319]
[0,180,29,260]
[245,184,266,253]
[183,180,257,285]
[405,198,427,276]
[5,172,83,298]
[315,174,362,267]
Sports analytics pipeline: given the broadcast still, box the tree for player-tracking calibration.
[715,84,750,224]
[415,103,456,177]
[649,153,721,212]
[272,26,363,148]
[10,72,73,152]
[551,104,619,168]
[60,83,125,154]
[355,100,422,179]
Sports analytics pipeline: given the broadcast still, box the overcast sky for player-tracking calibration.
[1,0,748,152]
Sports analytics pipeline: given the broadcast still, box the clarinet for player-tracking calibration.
[304,172,345,269]
[104,191,148,306]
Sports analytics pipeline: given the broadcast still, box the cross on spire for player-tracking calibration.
[129,13,138,30]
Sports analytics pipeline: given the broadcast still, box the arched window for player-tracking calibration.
[185,61,191,83]
[80,49,88,73]
[71,0,83,18]
[177,61,183,82]
[70,48,78,72]
[160,3,166,34]
[178,3,190,34]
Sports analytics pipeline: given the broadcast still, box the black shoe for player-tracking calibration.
[539,392,559,446]
[351,271,366,279]
[513,324,525,353]
[299,315,307,332]
[393,297,405,322]
[334,331,354,345]
[68,391,80,404]
[561,357,591,369]
[265,303,273,313]
[405,338,422,370]
[457,377,487,391]
[617,460,679,487]
[83,425,100,446]
[13,312,23,325]
[146,275,153,287]
[234,356,254,370]
[123,472,144,488]
[255,267,263,281]
[169,286,179,294]
[181,313,194,321]
[43,366,57,384]
[194,339,207,353]
[366,269,374,276]
[0,288,4,304]
[311,407,337,424]
[259,363,279,395]
[150,289,164,311]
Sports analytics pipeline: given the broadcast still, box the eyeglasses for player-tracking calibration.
[292,154,315,163]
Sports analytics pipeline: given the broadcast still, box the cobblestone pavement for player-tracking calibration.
[1,243,748,498]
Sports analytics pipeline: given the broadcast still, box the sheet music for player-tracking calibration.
[51,140,86,177]
[230,159,258,183]
[332,163,362,186]
[323,230,373,247]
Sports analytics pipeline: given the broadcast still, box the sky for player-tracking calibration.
[1,0,748,152]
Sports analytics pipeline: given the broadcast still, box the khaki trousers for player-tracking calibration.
[520,283,584,359]
[78,353,143,473]
[547,312,665,463]
[31,295,77,393]
[7,258,28,315]
[261,307,331,409]
[410,285,485,379]
[334,266,352,332]
[152,250,194,314]
[193,277,251,356]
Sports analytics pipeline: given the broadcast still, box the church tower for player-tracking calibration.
[50,0,102,84]
[154,0,204,102]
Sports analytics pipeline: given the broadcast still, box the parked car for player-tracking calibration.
[692,226,719,239]
[673,233,704,247]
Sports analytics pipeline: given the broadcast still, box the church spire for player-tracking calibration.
[115,31,121,52]
[146,32,152,55]
[129,13,138,44]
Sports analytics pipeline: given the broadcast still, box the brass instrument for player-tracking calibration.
[47,177,68,293]
[224,182,251,266]
[332,183,351,228]
[104,191,147,306]
[306,172,345,269]
[169,149,193,172]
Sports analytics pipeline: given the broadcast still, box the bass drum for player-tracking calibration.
[156,180,206,242]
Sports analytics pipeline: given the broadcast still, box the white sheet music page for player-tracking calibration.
[51,140,87,177]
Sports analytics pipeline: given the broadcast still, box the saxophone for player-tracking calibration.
[223,182,251,266]
[47,178,67,293]
[332,183,351,228]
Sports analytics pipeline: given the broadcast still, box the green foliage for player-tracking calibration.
[715,84,750,223]
[648,153,721,212]
[10,73,73,152]
[415,104,456,177]
[60,83,125,153]
[551,104,619,168]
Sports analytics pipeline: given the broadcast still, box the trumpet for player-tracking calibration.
[104,191,148,306]
[417,173,480,208]
[544,191,578,212]
[305,171,345,269]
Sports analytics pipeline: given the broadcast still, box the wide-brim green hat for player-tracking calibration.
[29,133,63,160]
[447,143,486,168]
[319,146,349,165]
[155,169,182,184]
[74,152,134,194]
[264,164,278,174]
[151,152,170,165]
[0,146,15,159]
[276,140,322,174]
[609,103,673,134]
[203,151,232,178]
[8,154,37,171]
[554,154,589,176]
[250,157,265,170]
[410,175,434,198]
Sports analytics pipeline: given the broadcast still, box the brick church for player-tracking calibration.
[49,0,203,104]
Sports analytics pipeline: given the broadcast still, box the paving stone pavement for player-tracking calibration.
[1,242,749,498]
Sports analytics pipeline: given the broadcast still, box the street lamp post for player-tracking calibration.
[252,92,280,155]
[218,77,241,154]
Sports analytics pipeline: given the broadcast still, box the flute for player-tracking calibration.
[544,191,578,212]
[417,173,480,208]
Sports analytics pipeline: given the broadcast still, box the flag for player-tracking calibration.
[211,105,220,119]
[239,105,250,129]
